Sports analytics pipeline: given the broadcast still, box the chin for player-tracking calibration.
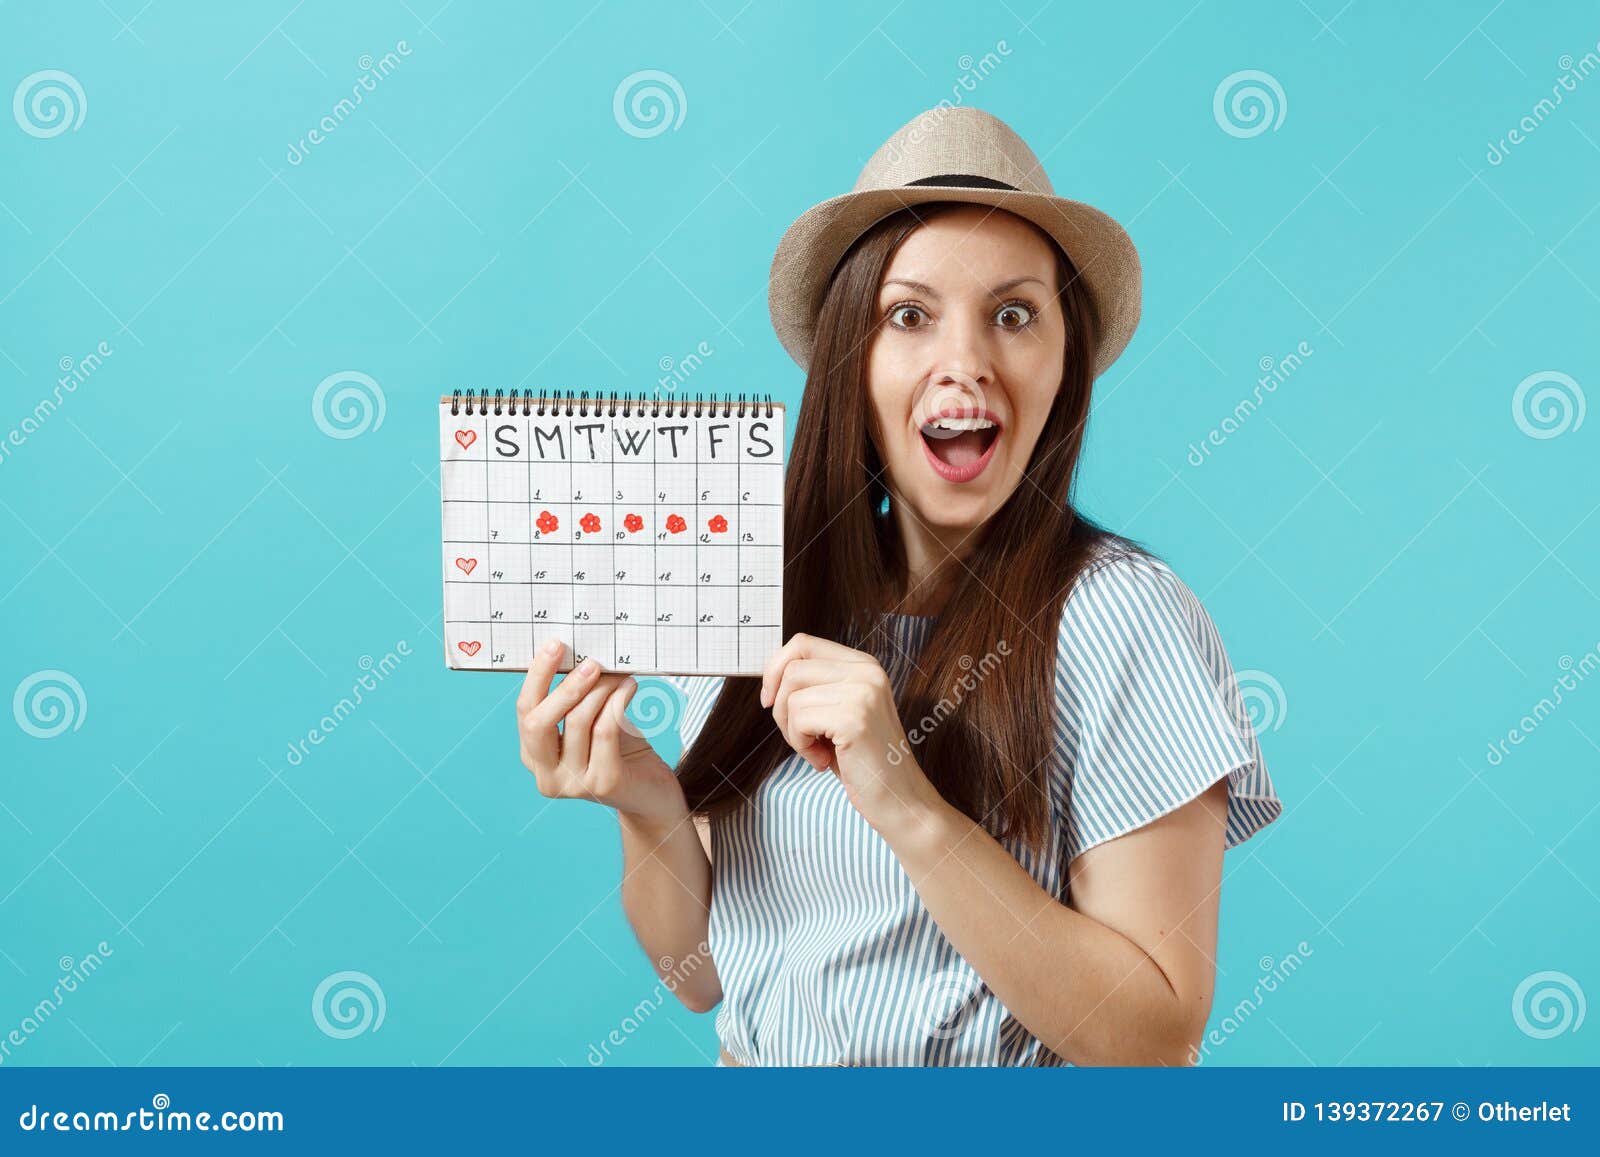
[901,488,993,534]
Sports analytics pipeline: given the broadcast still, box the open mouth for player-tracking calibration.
[919,411,1002,483]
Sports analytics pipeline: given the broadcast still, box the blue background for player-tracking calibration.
[1,0,1596,1067]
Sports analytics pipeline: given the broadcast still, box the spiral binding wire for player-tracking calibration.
[446,389,776,418]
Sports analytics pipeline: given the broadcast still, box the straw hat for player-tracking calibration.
[768,107,1142,379]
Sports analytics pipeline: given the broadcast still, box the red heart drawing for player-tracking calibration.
[454,429,477,449]
[458,640,482,656]
[455,557,477,575]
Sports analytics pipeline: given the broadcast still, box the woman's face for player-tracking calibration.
[865,204,1066,538]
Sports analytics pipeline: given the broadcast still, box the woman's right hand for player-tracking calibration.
[516,637,688,825]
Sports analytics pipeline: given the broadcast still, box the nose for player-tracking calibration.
[926,310,993,400]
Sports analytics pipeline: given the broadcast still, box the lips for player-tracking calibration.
[918,407,1002,483]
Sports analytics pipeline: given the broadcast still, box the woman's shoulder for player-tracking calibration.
[1049,537,1245,716]
[1055,539,1209,645]
[1046,538,1282,858]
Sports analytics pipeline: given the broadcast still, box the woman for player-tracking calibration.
[515,108,1282,1066]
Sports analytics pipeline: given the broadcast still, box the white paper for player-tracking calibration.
[439,397,784,674]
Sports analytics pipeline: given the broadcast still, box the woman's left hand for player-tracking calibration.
[760,633,943,835]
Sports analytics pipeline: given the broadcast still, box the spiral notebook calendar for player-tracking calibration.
[439,390,785,675]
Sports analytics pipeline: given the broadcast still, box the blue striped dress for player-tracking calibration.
[666,547,1282,1066]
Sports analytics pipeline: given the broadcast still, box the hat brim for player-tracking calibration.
[768,185,1141,380]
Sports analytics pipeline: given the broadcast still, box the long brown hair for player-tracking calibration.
[676,202,1142,849]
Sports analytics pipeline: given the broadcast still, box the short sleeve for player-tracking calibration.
[1049,551,1282,864]
[657,674,725,761]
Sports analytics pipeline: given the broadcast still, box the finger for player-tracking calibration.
[560,673,628,773]
[521,723,587,798]
[518,636,568,715]
[775,683,836,770]
[518,729,582,800]
[784,685,841,771]
[587,677,639,792]
[526,656,604,732]
[760,633,871,708]
[521,656,603,774]
[522,739,576,798]
[759,635,797,708]
[771,659,858,741]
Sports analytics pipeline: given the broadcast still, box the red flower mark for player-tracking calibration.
[707,514,728,534]
[579,512,601,534]
[623,512,644,533]
[535,510,559,535]
[665,513,687,534]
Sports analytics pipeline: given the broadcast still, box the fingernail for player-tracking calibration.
[578,657,598,676]
[542,638,562,656]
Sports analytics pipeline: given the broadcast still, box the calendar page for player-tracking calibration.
[439,395,785,675]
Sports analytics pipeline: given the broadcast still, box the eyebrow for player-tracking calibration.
[880,275,1049,300]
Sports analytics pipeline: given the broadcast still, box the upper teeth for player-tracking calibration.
[923,416,996,432]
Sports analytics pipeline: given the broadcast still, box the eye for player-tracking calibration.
[993,301,1035,329]
[886,303,929,330]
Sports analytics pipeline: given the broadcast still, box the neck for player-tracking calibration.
[889,501,976,617]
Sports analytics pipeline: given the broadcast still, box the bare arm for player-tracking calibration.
[616,806,720,1012]
[880,778,1229,1065]
[517,641,720,1013]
